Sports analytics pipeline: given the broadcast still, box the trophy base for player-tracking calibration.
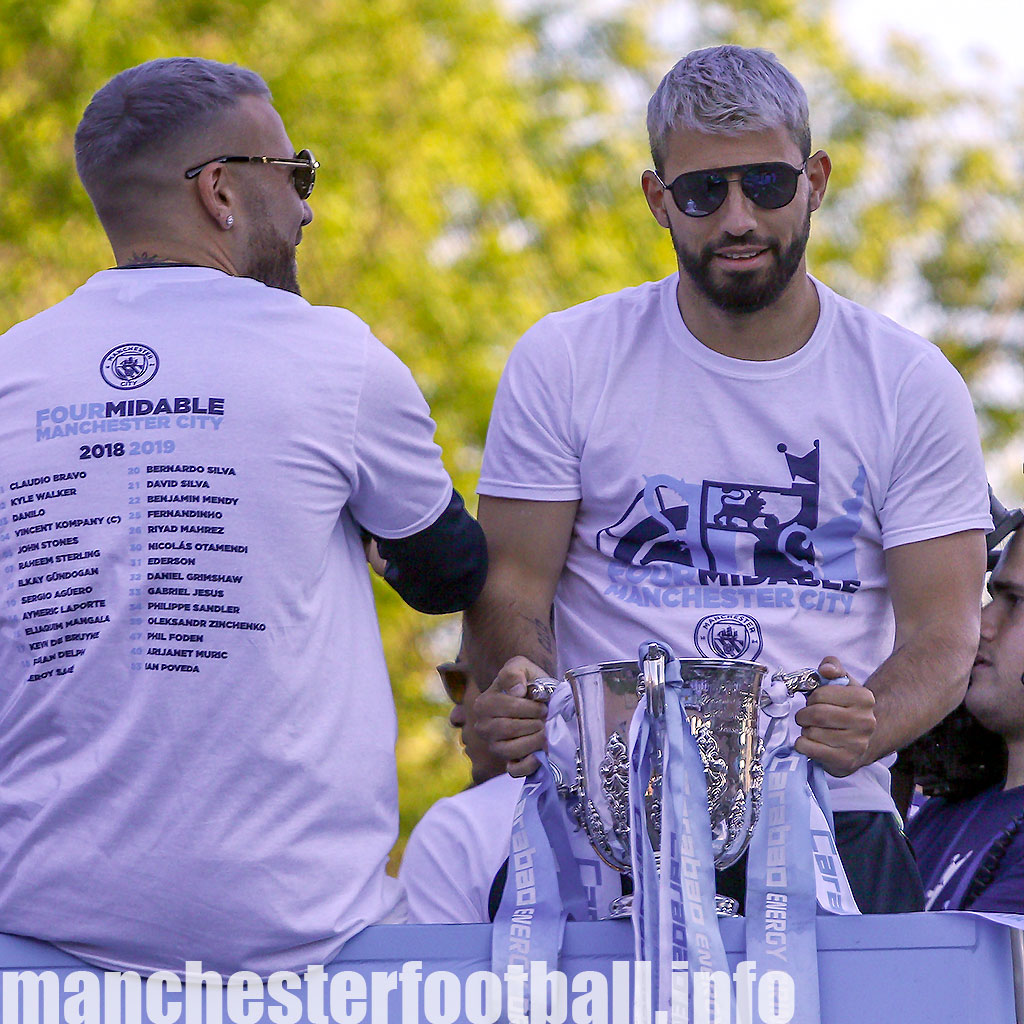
[606,894,741,919]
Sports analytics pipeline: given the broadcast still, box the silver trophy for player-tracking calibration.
[546,648,825,916]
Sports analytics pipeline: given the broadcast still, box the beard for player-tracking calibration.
[243,221,302,295]
[240,192,303,296]
[671,204,811,315]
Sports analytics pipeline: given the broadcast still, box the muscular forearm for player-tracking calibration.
[859,529,987,767]
[464,578,556,691]
[862,618,979,765]
[463,496,577,691]
[463,496,575,775]
[463,575,556,776]
[798,531,986,778]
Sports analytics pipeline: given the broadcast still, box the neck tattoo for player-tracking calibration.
[116,252,194,270]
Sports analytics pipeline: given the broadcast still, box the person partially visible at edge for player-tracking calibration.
[399,645,523,923]
[0,57,486,976]
[465,44,990,914]
[909,524,1024,912]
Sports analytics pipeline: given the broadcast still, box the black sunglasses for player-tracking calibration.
[436,661,468,705]
[656,159,807,218]
[184,148,319,200]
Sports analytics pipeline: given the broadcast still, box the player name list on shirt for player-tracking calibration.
[141,462,266,674]
[0,443,264,682]
[4,469,109,682]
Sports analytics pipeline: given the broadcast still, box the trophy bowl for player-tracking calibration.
[564,657,767,878]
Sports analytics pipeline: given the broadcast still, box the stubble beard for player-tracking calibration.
[241,191,303,296]
[671,204,811,315]
[244,221,302,296]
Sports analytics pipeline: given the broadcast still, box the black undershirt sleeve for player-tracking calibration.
[368,489,487,614]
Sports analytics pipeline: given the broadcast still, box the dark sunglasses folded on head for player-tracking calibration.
[184,148,319,200]
[656,159,807,218]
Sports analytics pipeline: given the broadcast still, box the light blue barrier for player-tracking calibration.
[0,913,1019,1023]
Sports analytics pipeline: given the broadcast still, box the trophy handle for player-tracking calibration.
[760,667,827,708]
[526,677,560,702]
[525,675,577,807]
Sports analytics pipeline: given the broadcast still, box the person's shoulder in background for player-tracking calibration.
[400,773,523,924]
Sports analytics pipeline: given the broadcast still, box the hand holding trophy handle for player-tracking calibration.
[760,666,831,709]
[474,657,549,776]
[525,676,571,794]
[795,658,874,777]
[761,660,874,777]
[526,677,559,702]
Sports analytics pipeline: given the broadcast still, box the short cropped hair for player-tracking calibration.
[75,57,271,219]
[647,45,811,174]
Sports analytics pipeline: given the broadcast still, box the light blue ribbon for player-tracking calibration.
[744,680,859,1024]
[629,703,660,1017]
[630,640,733,1021]
[745,728,822,1024]
[491,751,589,1023]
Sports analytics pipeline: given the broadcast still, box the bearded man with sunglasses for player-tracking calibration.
[467,45,990,914]
[0,57,486,974]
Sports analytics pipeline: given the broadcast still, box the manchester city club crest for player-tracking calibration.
[694,613,763,660]
[100,343,160,390]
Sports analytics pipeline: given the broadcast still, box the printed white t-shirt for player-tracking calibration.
[400,772,523,924]
[479,274,991,813]
[0,267,453,974]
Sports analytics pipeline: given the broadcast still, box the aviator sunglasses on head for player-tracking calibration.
[655,159,808,218]
[184,148,319,200]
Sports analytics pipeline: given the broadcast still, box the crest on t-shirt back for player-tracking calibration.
[100,343,160,390]
[694,613,763,660]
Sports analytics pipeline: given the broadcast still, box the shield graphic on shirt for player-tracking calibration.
[596,441,829,582]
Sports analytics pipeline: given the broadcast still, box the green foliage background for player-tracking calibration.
[2,0,1021,864]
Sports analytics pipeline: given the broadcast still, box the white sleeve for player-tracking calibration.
[880,348,992,548]
[347,337,453,539]
[399,800,490,925]
[478,320,582,501]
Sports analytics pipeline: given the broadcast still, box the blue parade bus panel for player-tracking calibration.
[0,913,1020,1023]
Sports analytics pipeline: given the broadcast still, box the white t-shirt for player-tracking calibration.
[0,267,453,975]
[479,274,991,813]
[400,773,523,924]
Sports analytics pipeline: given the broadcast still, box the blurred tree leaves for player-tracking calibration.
[1,0,1021,861]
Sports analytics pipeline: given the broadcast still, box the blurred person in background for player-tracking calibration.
[908,517,1024,912]
[400,644,522,923]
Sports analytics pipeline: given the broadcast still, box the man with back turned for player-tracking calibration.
[0,56,486,974]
